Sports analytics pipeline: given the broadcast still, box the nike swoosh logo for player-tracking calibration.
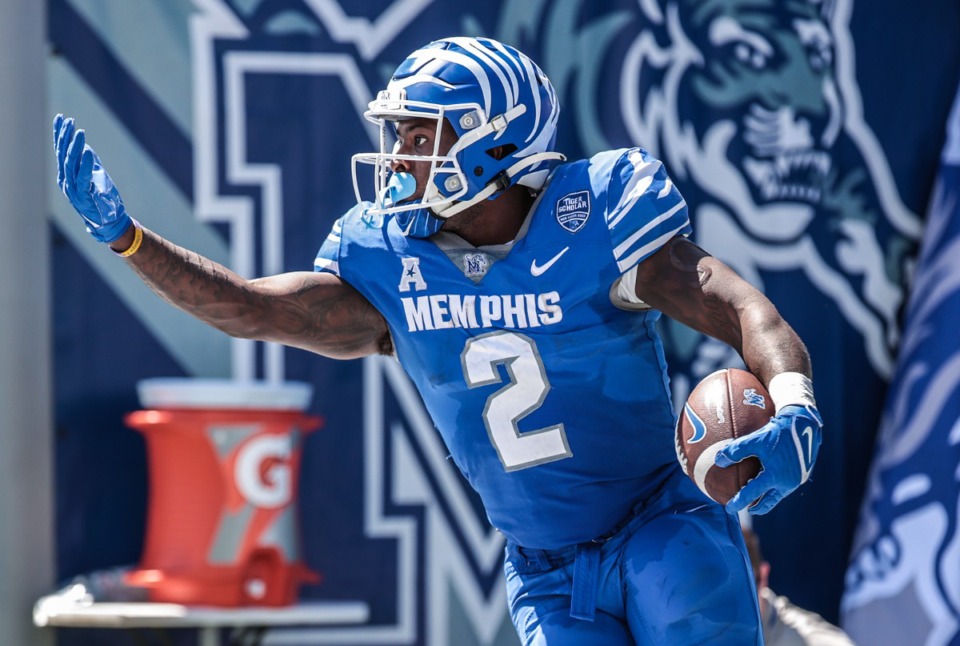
[530,246,570,276]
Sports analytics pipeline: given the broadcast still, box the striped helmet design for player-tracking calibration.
[352,37,565,237]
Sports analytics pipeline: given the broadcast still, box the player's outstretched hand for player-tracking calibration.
[716,404,823,515]
[53,114,132,243]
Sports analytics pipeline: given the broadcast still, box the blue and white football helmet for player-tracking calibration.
[352,37,565,237]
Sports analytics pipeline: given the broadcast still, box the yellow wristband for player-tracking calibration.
[115,221,143,258]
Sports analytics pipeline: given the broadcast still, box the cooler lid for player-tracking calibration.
[136,378,313,410]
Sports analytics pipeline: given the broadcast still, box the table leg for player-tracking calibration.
[199,626,219,646]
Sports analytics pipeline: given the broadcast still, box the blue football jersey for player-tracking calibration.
[315,148,692,549]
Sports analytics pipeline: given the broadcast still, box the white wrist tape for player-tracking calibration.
[768,372,816,414]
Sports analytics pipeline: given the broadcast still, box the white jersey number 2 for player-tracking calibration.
[461,331,572,472]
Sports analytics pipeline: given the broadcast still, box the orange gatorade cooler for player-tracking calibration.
[123,378,321,606]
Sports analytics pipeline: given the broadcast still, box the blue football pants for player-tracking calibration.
[503,470,762,645]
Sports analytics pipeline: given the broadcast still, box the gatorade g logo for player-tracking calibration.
[234,434,293,509]
[206,424,310,566]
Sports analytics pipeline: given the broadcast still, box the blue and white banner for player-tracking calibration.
[841,81,960,645]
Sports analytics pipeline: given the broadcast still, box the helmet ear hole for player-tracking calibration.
[486,143,517,161]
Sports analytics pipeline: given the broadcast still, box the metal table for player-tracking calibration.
[34,591,370,646]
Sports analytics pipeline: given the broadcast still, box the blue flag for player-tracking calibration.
[841,82,960,644]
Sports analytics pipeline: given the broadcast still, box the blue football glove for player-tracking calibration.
[53,114,132,243]
[716,404,823,515]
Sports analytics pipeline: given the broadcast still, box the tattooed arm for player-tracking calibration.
[51,116,388,360]
[108,225,392,359]
[633,236,811,386]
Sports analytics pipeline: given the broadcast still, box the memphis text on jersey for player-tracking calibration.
[401,291,563,332]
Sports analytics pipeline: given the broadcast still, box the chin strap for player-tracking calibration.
[432,151,566,217]
[395,207,445,238]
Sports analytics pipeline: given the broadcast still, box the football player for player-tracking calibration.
[54,36,823,645]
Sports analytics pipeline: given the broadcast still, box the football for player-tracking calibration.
[674,368,775,505]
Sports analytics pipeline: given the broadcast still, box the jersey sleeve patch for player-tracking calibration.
[606,148,691,273]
